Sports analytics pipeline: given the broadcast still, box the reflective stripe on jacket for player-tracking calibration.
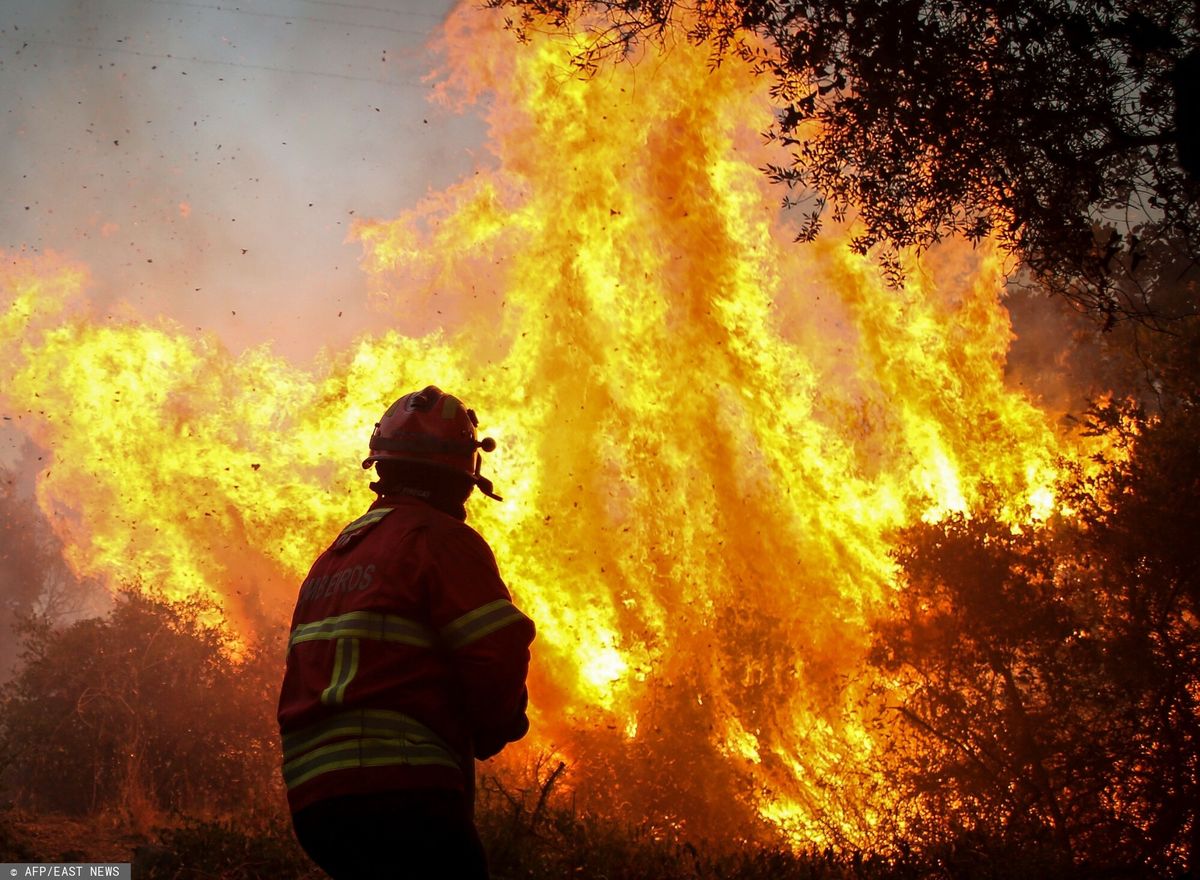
[277,497,535,814]
[282,708,461,790]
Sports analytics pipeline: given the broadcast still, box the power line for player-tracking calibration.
[285,0,447,21]
[145,0,432,39]
[4,36,434,89]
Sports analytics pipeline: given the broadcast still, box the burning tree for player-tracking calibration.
[874,369,1200,874]
[489,0,1200,322]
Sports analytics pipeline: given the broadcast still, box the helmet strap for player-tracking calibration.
[475,474,503,502]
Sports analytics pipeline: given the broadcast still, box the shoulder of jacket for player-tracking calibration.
[416,515,497,563]
[329,506,399,550]
[421,512,485,543]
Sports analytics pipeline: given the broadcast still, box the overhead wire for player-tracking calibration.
[0,0,451,88]
[143,0,434,39]
[2,36,433,89]
[260,0,446,20]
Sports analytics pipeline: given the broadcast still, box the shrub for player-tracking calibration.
[0,587,284,822]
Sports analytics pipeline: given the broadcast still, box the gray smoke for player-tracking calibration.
[1,0,482,362]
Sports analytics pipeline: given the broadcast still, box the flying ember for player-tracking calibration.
[0,1,1102,845]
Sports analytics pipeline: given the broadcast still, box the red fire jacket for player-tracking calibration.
[277,497,535,814]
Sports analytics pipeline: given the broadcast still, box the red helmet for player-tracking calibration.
[361,385,501,500]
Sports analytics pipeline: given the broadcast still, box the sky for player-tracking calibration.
[1,0,482,361]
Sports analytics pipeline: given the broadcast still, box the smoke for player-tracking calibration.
[0,0,483,362]
[1004,283,1158,416]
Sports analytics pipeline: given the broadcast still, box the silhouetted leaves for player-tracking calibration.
[874,380,1200,874]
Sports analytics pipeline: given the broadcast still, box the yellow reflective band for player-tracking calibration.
[336,508,394,538]
[440,599,530,651]
[282,708,456,762]
[282,709,462,790]
[289,611,435,650]
[283,737,461,790]
[319,638,359,706]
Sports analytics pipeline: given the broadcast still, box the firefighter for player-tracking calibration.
[277,385,534,879]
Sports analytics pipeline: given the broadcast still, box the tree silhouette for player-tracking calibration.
[873,378,1200,873]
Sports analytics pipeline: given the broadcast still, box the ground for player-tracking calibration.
[3,811,155,863]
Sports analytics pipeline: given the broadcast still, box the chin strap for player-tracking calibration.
[473,435,503,501]
[476,474,503,502]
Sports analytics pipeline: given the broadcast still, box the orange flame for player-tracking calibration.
[0,3,1106,846]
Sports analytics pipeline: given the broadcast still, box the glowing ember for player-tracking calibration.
[0,2,1108,847]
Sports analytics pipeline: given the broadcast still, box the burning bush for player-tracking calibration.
[873,393,1200,875]
[0,588,283,824]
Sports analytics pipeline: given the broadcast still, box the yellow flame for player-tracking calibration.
[0,3,1111,847]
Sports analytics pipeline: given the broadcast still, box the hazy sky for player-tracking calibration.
[1,0,483,361]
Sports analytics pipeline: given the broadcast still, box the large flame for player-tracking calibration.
[1,3,1102,845]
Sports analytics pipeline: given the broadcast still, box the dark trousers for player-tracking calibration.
[292,789,488,880]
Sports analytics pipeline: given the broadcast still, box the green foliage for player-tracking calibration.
[0,588,284,822]
[488,0,1199,323]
